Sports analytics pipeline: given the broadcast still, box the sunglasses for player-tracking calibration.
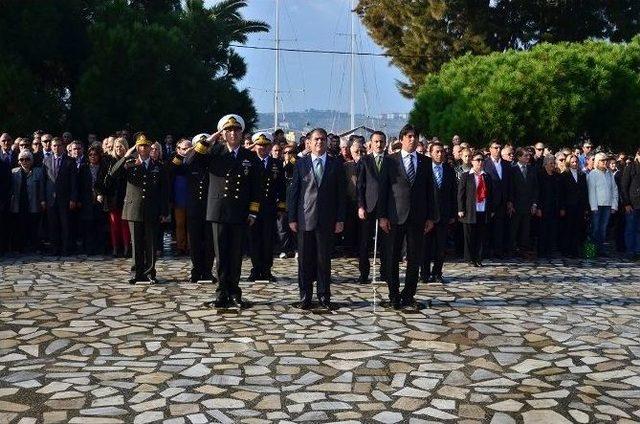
[535,148,544,151]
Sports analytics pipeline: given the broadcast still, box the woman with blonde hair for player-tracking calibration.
[101,137,131,257]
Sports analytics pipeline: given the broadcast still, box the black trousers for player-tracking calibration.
[277,211,296,253]
[386,222,424,303]
[538,214,558,257]
[297,228,333,302]
[463,214,487,262]
[129,220,157,279]
[509,211,531,253]
[422,221,448,278]
[250,213,276,277]
[14,212,40,252]
[488,212,508,256]
[48,200,70,254]
[82,214,107,255]
[187,213,214,280]
[560,206,585,256]
[358,214,387,281]
[212,222,245,301]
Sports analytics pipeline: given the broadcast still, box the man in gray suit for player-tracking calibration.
[109,133,169,284]
[287,128,346,311]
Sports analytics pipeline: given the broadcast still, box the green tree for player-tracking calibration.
[410,37,640,151]
[356,0,640,97]
[0,0,267,138]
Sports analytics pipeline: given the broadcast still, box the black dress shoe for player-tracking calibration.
[231,297,252,309]
[391,299,402,310]
[128,277,138,285]
[357,276,369,284]
[475,261,483,267]
[189,276,200,284]
[147,276,158,285]
[247,271,259,282]
[434,275,446,284]
[402,299,422,310]
[264,273,278,282]
[424,275,435,284]
[319,299,334,311]
[294,300,313,310]
[201,274,217,283]
[214,298,230,308]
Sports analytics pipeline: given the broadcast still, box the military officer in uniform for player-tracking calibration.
[169,133,216,283]
[109,132,169,284]
[248,131,286,282]
[186,114,261,309]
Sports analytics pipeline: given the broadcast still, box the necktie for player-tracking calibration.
[54,157,60,178]
[314,158,324,184]
[375,155,382,172]
[144,161,149,170]
[406,154,415,184]
[521,164,527,179]
[263,158,268,169]
[434,165,442,188]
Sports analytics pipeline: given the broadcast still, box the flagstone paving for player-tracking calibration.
[1,254,640,423]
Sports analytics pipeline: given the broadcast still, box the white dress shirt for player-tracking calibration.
[400,149,417,176]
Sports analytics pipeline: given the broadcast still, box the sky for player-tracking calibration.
[205,0,413,116]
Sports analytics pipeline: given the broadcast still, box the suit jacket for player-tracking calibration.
[9,167,45,213]
[78,162,109,220]
[378,151,432,226]
[509,163,538,213]
[457,171,494,224]
[0,160,10,210]
[256,155,286,217]
[621,160,640,209]
[109,156,169,223]
[43,154,78,207]
[559,169,588,212]
[167,154,209,218]
[424,158,457,224]
[287,154,346,232]
[379,152,433,226]
[357,153,386,214]
[483,157,510,214]
[186,143,261,224]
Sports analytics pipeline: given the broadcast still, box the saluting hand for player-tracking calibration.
[289,222,298,233]
[357,207,367,220]
[247,216,256,226]
[207,131,222,145]
[334,222,344,234]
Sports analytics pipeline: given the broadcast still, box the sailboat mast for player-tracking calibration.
[274,0,280,130]
[350,0,355,130]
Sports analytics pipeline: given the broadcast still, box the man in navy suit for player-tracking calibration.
[379,124,434,310]
[287,128,346,311]
[483,139,512,258]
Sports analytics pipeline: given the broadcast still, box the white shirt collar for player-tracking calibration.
[400,149,415,159]
[310,152,327,163]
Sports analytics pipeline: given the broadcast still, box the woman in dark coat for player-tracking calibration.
[536,155,562,257]
[102,137,131,257]
[78,145,109,255]
[457,152,494,266]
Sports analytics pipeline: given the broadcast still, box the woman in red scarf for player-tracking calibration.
[457,152,494,267]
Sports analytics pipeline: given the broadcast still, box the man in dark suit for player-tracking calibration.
[0,157,11,254]
[170,134,216,283]
[249,131,286,282]
[109,133,170,284]
[422,142,456,284]
[508,147,539,256]
[379,124,434,310]
[483,139,511,258]
[187,114,262,309]
[356,131,387,284]
[43,137,78,255]
[287,128,346,311]
[559,154,588,257]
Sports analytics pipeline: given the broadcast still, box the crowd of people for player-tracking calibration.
[1,118,639,310]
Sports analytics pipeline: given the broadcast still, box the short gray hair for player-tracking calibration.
[543,154,556,167]
[18,150,33,160]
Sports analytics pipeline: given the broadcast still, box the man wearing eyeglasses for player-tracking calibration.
[579,140,593,170]
[532,142,545,169]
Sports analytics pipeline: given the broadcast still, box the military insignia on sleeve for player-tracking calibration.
[242,159,251,176]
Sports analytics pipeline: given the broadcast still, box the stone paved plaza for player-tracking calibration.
[1,254,640,424]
